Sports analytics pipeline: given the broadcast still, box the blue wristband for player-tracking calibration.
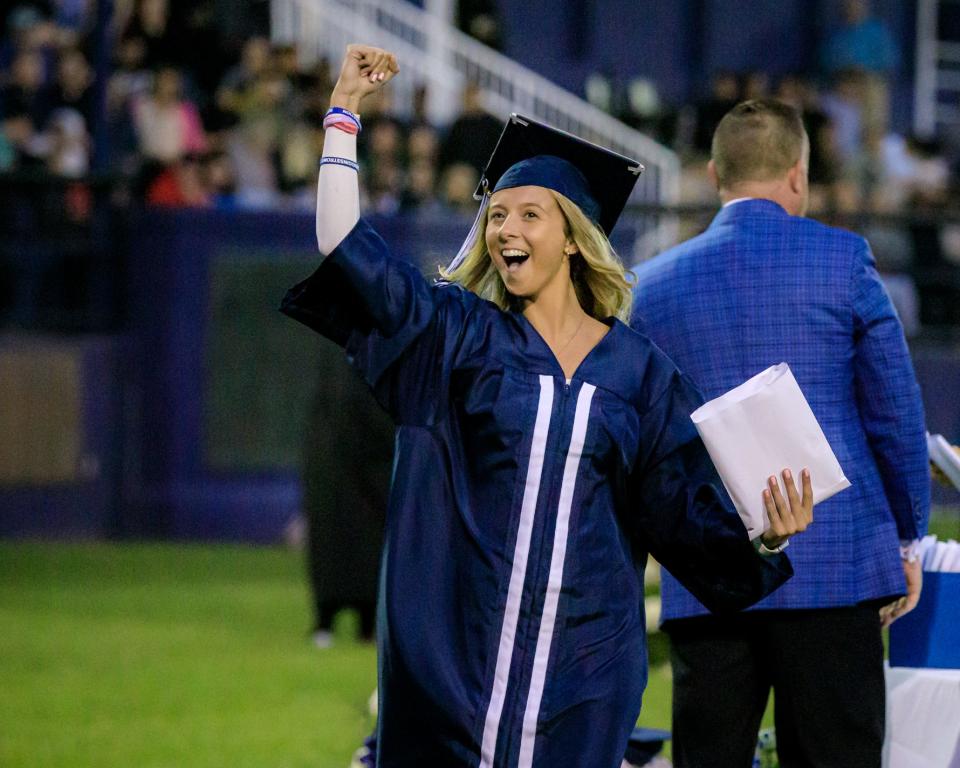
[325,106,362,131]
[319,156,359,172]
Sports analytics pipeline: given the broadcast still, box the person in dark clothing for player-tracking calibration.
[302,341,394,646]
[437,81,503,175]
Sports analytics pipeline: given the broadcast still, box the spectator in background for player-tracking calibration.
[438,160,478,214]
[132,65,206,165]
[1,48,52,128]
[407,123,439,166]
[775,74,846,211]
[820,0,899,138]
[146,153,210,207]
[1,109,45,169]
[107,35,152,118]
[357,85,405,164]
[300,57,335,129]
[401,123,442,213]
[173,0,224,104]
[742,71,769,101]
[45,106,88,176]
[457,0,502,50]
[226,111,278,208]
[401,158,439,213]
[215,35,271,128]
[201,149,237,208]
[820,68,864,168]
[51,47,93,127]
[689,71,739,156]
[120,0,183,70]
[104,35,151,171]
[438,81,501,175]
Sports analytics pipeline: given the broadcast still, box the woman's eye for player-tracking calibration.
[523,211,538,219]
[490,212,504,220]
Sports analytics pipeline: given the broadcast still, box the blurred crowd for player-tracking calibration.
[1,0,959,307]
[0,0,505,216]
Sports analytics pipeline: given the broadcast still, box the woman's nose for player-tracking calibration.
[497,215,517,241]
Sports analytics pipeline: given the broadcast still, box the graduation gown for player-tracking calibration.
[281,219,792,768]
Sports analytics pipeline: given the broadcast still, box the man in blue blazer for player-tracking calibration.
[631,100,930,768]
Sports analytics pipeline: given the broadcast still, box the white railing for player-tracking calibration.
[271,0,681,260]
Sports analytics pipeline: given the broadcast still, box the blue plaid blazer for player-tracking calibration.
[631,199,931,619]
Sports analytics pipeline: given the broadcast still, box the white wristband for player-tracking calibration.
[756,537,790,556]
[899,539,921,563]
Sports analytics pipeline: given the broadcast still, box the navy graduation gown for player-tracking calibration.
[281,219,791,768]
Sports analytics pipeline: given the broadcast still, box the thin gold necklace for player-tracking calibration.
[555,313,587,355]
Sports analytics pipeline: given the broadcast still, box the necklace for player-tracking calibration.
[555,313,587,355]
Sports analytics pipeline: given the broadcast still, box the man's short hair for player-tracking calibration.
[711,99,807,188]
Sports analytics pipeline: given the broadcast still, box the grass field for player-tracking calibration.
[3,509,957,767]
[0,541,673,768]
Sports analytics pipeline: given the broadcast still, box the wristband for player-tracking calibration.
[319,156,359,172]
[899,539,921,563]
[324,106,362,134]
[756,537,789,556]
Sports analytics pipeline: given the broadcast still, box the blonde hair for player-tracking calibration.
[439,190,634,321]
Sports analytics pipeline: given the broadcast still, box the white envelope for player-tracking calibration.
[690,363,851,539]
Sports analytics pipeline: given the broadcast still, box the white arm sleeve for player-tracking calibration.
[316,127,360,256]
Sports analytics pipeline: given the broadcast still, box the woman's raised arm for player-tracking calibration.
[317,45,399,255]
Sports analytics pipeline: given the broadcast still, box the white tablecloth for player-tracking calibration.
[884,664,960,767]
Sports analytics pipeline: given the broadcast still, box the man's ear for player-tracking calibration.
[787,157,805,195]
[707,159,720,192]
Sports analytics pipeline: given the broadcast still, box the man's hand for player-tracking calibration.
[880,558,923,628]
[759,468,813,551]
[330,44,399,114]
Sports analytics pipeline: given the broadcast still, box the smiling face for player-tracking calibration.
[485,185,576,303]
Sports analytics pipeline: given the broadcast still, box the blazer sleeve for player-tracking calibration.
[280,218,478,426]
[850,240,931,540]
[629,365,793,614]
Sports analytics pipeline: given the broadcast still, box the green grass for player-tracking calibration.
[0,543,376,768]
[11,510,955,767]
[0,542,672,767]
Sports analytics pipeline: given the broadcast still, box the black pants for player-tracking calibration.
[317,600,376,639]
[664,603,886,768]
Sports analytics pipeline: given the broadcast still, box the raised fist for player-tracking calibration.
[331,44,399,109]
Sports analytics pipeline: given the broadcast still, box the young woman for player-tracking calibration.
[282,45,814,768]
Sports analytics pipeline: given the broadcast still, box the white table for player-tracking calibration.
[884,664,960,767]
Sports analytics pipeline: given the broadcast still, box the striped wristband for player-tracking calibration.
[323,106,362,134]
[319,156,359,172]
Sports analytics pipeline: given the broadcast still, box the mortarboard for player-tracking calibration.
[447,114,644,272]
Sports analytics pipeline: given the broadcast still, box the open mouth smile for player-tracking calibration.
[501,249,530,271]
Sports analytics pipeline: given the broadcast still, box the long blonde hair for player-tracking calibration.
[439,190,634,321]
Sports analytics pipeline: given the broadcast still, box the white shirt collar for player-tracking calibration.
[722,197,755,208]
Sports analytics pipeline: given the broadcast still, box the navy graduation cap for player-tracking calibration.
[447,113,644,271]
[480,113,644,235]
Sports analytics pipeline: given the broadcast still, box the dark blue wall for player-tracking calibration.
[3,207,958,543]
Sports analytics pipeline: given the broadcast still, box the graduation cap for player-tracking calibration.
[447,114,644,272]
[623,727,670,766]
